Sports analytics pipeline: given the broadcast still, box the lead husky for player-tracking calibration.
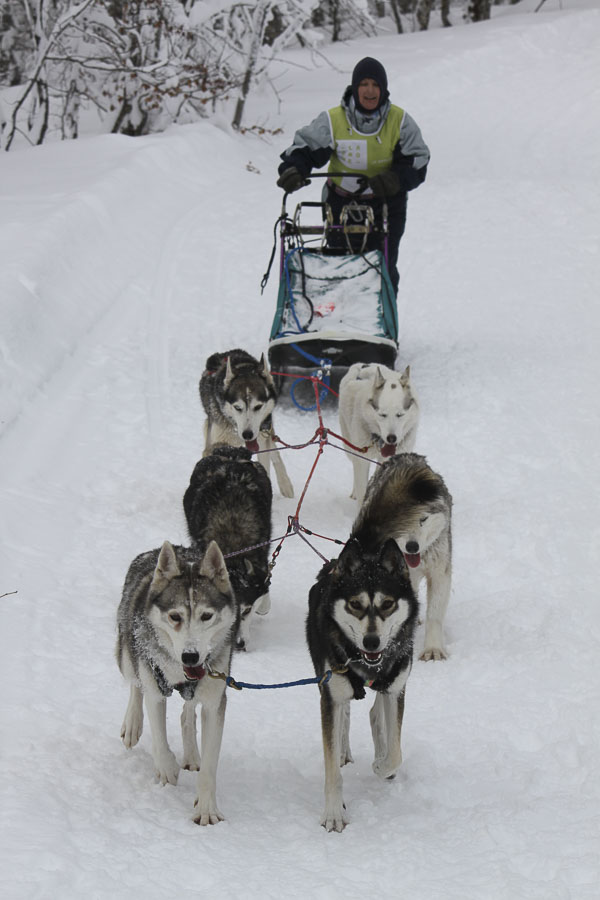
[338,362,419,505]
[183,446,273,651]
[306,537,419,832]
[199,349,293,498]
[352,452,453,662]
[116,540,238,825]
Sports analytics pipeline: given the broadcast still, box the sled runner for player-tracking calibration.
[263,174,398,409]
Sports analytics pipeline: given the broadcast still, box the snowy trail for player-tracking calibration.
[1,5,600,899]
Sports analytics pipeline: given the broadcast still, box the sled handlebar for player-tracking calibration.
[281,173,368,214]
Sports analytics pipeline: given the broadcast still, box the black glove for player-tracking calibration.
[277,166,309,194]
[367,171,400,198]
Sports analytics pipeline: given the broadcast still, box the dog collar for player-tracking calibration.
[345,656,387,694]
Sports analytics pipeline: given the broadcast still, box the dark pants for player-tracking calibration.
[324,187,407,294]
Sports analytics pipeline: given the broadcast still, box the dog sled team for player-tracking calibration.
[115,343,452,833]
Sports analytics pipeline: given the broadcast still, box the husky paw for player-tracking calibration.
[340,750,354,767]
[420,646,447,661]
[372,756,401,780]
[193,799,225,826]
[278,476,294,499]
[321,804,349,833]
[182,752,201,772]
[120,713,143,749]
[155,751,180,786]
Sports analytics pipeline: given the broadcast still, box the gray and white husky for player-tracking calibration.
[352,453,453,661]
[199,348,293,498]
[306,538,419,832]
[338,363,419,504]
[183,446,273,651]
[116,540,238,825]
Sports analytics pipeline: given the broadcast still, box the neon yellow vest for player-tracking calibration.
[327,104,404,192]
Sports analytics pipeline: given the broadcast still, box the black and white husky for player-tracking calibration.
[306,538,419,832]
[183,446,273,651]
[338,362,419,504]
[352,452,453,662]
[116,540,238,825]
[199,349,293,498]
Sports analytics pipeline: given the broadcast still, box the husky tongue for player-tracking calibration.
[380,442,396,459]
[404,552,421,568]
[183,664,206,681]
[245,439,260,453]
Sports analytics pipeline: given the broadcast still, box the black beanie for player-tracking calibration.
[351,57,389,111]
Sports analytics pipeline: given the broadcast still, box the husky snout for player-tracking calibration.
[363,632,381,652]
[181,648,207,681]
[362,630,384,665]
[403,539,421,568]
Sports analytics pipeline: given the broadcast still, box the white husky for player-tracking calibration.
[338,363,419,504]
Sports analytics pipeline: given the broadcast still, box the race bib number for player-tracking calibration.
[335,139,368,171]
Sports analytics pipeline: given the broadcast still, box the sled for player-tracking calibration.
[264,175,398,409]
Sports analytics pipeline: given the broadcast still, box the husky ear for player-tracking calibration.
[244,557,255,575]
[150,541,181,594]
[200,540,231,593]
[400,364,410,385]
[337,539,365,577]
[259,353,274,387]
[373,367,385,391]
[224,356,235,388]
[377,539,408,575]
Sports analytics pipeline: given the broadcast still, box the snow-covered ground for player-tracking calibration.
[1,2,599,897]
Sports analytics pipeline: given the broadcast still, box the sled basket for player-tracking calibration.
[266,185,399,408]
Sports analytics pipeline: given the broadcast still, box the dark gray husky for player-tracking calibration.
[199,348,293,497]
[352,452,453,662]
[183,446,273,651]
[116,540,238,825]
[306,537,419,832]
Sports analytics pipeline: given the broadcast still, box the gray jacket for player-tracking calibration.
[279,87,430,194]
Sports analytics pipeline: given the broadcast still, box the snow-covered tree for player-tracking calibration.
[1,1,245,147]
[1,0,97,149]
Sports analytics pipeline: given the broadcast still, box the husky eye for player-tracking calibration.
[233,404,244,412]
[348,599,363,612]
[379,598,395,612]
[200,611,214,622]
[168,612,182,626]
[419,516,429,525]
[379,412,388,419]
[252,403,263,412]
